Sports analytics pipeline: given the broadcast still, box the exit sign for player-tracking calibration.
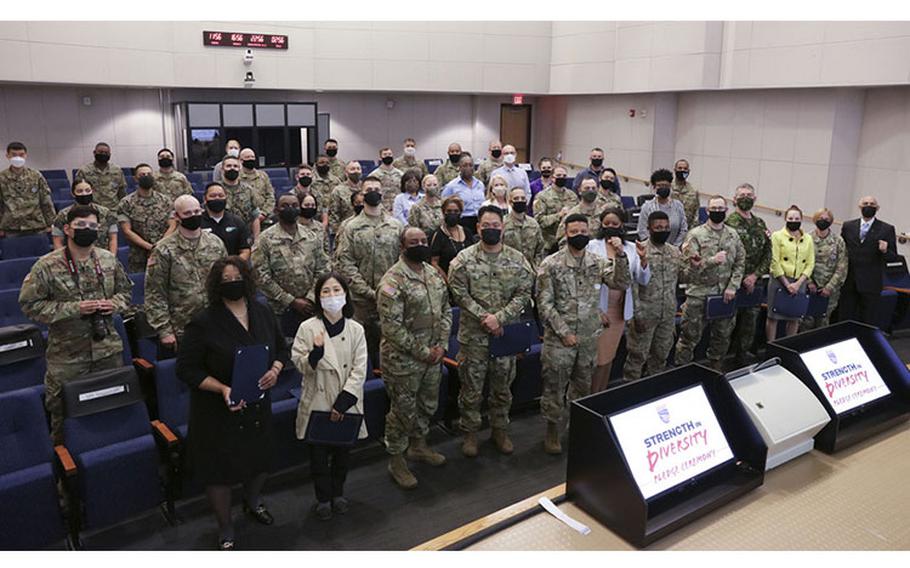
[513,94,524,105]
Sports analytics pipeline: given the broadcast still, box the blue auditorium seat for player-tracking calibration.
[0,323,46,394]
[0,289,30,327]
[0,234,51,260]
[512,343,543,406]
[271,365,309,471]
[116,246,129,268]
[264,167,289,180]
[41,169,69,181]
[621,195,636,210]
[527,169,541,182]
[128,272,145,306]
[0,256,39,290]
[121,167,133,178]
[425,159,442,174]
[698,206,708,224]
[358,160,377,173]
[48,178,71,194]
[185,172,203,184]
[362,379,389,442]
[54,198,74,211]
[0,385,67,549]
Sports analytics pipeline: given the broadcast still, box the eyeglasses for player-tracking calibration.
[71,222,100,230]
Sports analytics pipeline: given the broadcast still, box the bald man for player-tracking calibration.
[433,142,463,188]
[476,139,504,186]
[239,147,276,215]
[839,195,897,325]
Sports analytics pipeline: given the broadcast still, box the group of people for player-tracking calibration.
[3,135,900,549]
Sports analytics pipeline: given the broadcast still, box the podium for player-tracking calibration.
[767,320,910,453]
[567,364,766,548]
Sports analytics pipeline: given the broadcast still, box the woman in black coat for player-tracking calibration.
[177,256,290,550]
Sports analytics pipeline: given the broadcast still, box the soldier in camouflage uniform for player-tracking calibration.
[623,210,683,381]
[672,159,700,230]
[597,170,624,210]
[725,183,771,365]
[154,148,193,202]
[555,178,611,246]
[367,147,404,211]
[144,195,226,352]
[534,166,578,253]
[0,142,55,235]
[432,143,463,188]
[502,187,545,273]
[117,164,175,273]
[252,193,331,337]
[310,157,341,223]
[674,196,746,370]
[335,192,365,243]
[334,177,403,367]
[392,138,429,178]
[221,156,262,239]
[74,142,127,209]
[19,205,133,443]
[52,180,119,254]
[475,140,503,186]
[377,227,452,489]
[328,161,363,236]
[239,147,276,217]
[448,205,534,457]
[801,208,848,331]
[408,174,443,236]
[537,213,630,454]
[324,138,346,180]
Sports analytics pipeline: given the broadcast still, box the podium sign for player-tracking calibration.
[799,338,891,414]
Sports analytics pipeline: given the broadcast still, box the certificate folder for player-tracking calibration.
[770,290,810,318]
[806,293,830,317]
[734,284,765,308]
[488,320,536,358]
[304,410,363,446]
[704,295,735,320]
[230,344,270,405]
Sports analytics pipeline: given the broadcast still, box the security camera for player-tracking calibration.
[243,49,254,65]
[244,71,255,87]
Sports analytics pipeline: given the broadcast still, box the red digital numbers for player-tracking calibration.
[203,31,288,49]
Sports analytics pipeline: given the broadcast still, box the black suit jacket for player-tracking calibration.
[841,217,898,293]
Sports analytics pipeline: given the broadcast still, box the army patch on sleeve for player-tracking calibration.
[380,284,398,298]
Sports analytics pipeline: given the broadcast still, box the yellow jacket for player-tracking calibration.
[770,227,815,280]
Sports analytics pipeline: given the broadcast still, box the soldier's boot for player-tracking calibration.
[461,432,479,458]
[491,428,514,455]
[407,436,446,466]
[388,454,418,489]
[544,422,562,455]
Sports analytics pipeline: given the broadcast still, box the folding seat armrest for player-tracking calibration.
[442,357,459,368]
[54,445,77,478]
[133,357,154,371]
[151,420,179,449]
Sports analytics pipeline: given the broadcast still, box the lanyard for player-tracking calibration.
[64,247,107,299]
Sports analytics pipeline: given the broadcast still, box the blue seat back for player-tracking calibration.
[0,289,29,327]
[0,256,39,290]
[621,195,635,209]
[41,169,69,180]
[153,358,189,432]
[698,206,708,224]
[128,272,145,306]
[0,357,46,394]
[0,234,51,260]
[185,172,203,184]
[63,397,152,456]
[116,246,129,268]
[0,385,52,475]
[358,160,376,173]
[425,159,442,173]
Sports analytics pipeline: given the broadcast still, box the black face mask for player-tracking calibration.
[207,199,226,213]
[511,201,528,214]
[94,153,111,164]
[316,165,330,177]
[74,194,93,206]
[298,176,313,187]
[567,234,590,250]
[223,169,240,181]
[491,149,502,159]
[404,244,431,263]
[449,153,462,165]
[656,187,671,199]
[364,191,382,207]
[861,206,877,219]
[554,178,567,188]
[444,213,461,227]
[279,207,300,224]
[300,207,318,219]
[381,156,394,166]
[675,170,689,182]
[540,169,552,178]
[242,159,257,170]
[786,221,802,232]
[481,228,502,245]
[326,148,338,157]
[815,219,832,231]
[591,158,603,168]
[600,179,615,191]
[180,214,202,230]
[651,231,671,245]
[348,172,361,183]
[581,190,597,203]
[72,228,98,247]
[708,210,726,224]
[138,175,155,190]
[220,280,245,301]
[601,226,624,240]
[353,204,364,215]
[158,157,173,168]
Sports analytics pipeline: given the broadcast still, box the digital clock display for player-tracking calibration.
[203,31,288,50]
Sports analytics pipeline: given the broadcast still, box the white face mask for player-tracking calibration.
[503,154,516,165]
[321,293,346,315]
[404,146,416,157]
[9,156,26,168]
[492,186,507,198]
[227,148,240,158]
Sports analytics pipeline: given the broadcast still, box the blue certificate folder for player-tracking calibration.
[806,293,830,317]
[304,411,363,446]
[771,291,810,318]
[489,320,537,358]
[704,295,736,320]
[230,344,270,405]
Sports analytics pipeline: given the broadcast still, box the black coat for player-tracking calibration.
[841,217,898,294]
[176,299,290,485]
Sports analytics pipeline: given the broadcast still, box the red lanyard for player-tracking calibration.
[64,247,107,298]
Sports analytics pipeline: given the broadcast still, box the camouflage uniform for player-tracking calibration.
[801,231,848,330]
[672,179,700,230]
[52,203,118,253]
[333,211,404,363]
[432,160,460,188]
[598,190,623,212]
[240,169,276,216]
[725,212,771,357]
[251,222,330,316]
[476,157,503,186]
[367,165,404,212]
[674,224,746,367]
[18,247,132,442]
[328,181,361,235]
[554,198,611,246]
[534,185,578,252]
[117,190,174,273]
[327,156,347,180]
[537,248,630,423]
[0,166,55,234]
[154,170,193,202]
[377,259,451,455]
[407,198,443,236]
[74,162,127,210]
[623,239,682,380]
[144,231,226,340]
[309,172,340,218]
[447,243,534,433]
[222,180,261,227]
[502,212,546,273]
[392,155,429,178]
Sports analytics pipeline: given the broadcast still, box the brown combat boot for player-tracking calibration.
[407,436,446,466]
[544,422,562,455]
[388,454,418,489]
[461,432,479,458]
[491,428,514,454]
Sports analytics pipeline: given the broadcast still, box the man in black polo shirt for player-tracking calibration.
[201,182,252,260]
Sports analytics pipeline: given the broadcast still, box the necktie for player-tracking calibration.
[860,222,869,242]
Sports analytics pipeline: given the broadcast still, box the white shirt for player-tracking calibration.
[860,218,874,241]
[586,239,651,321]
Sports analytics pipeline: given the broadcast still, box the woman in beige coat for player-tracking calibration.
[292,271,368,521]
